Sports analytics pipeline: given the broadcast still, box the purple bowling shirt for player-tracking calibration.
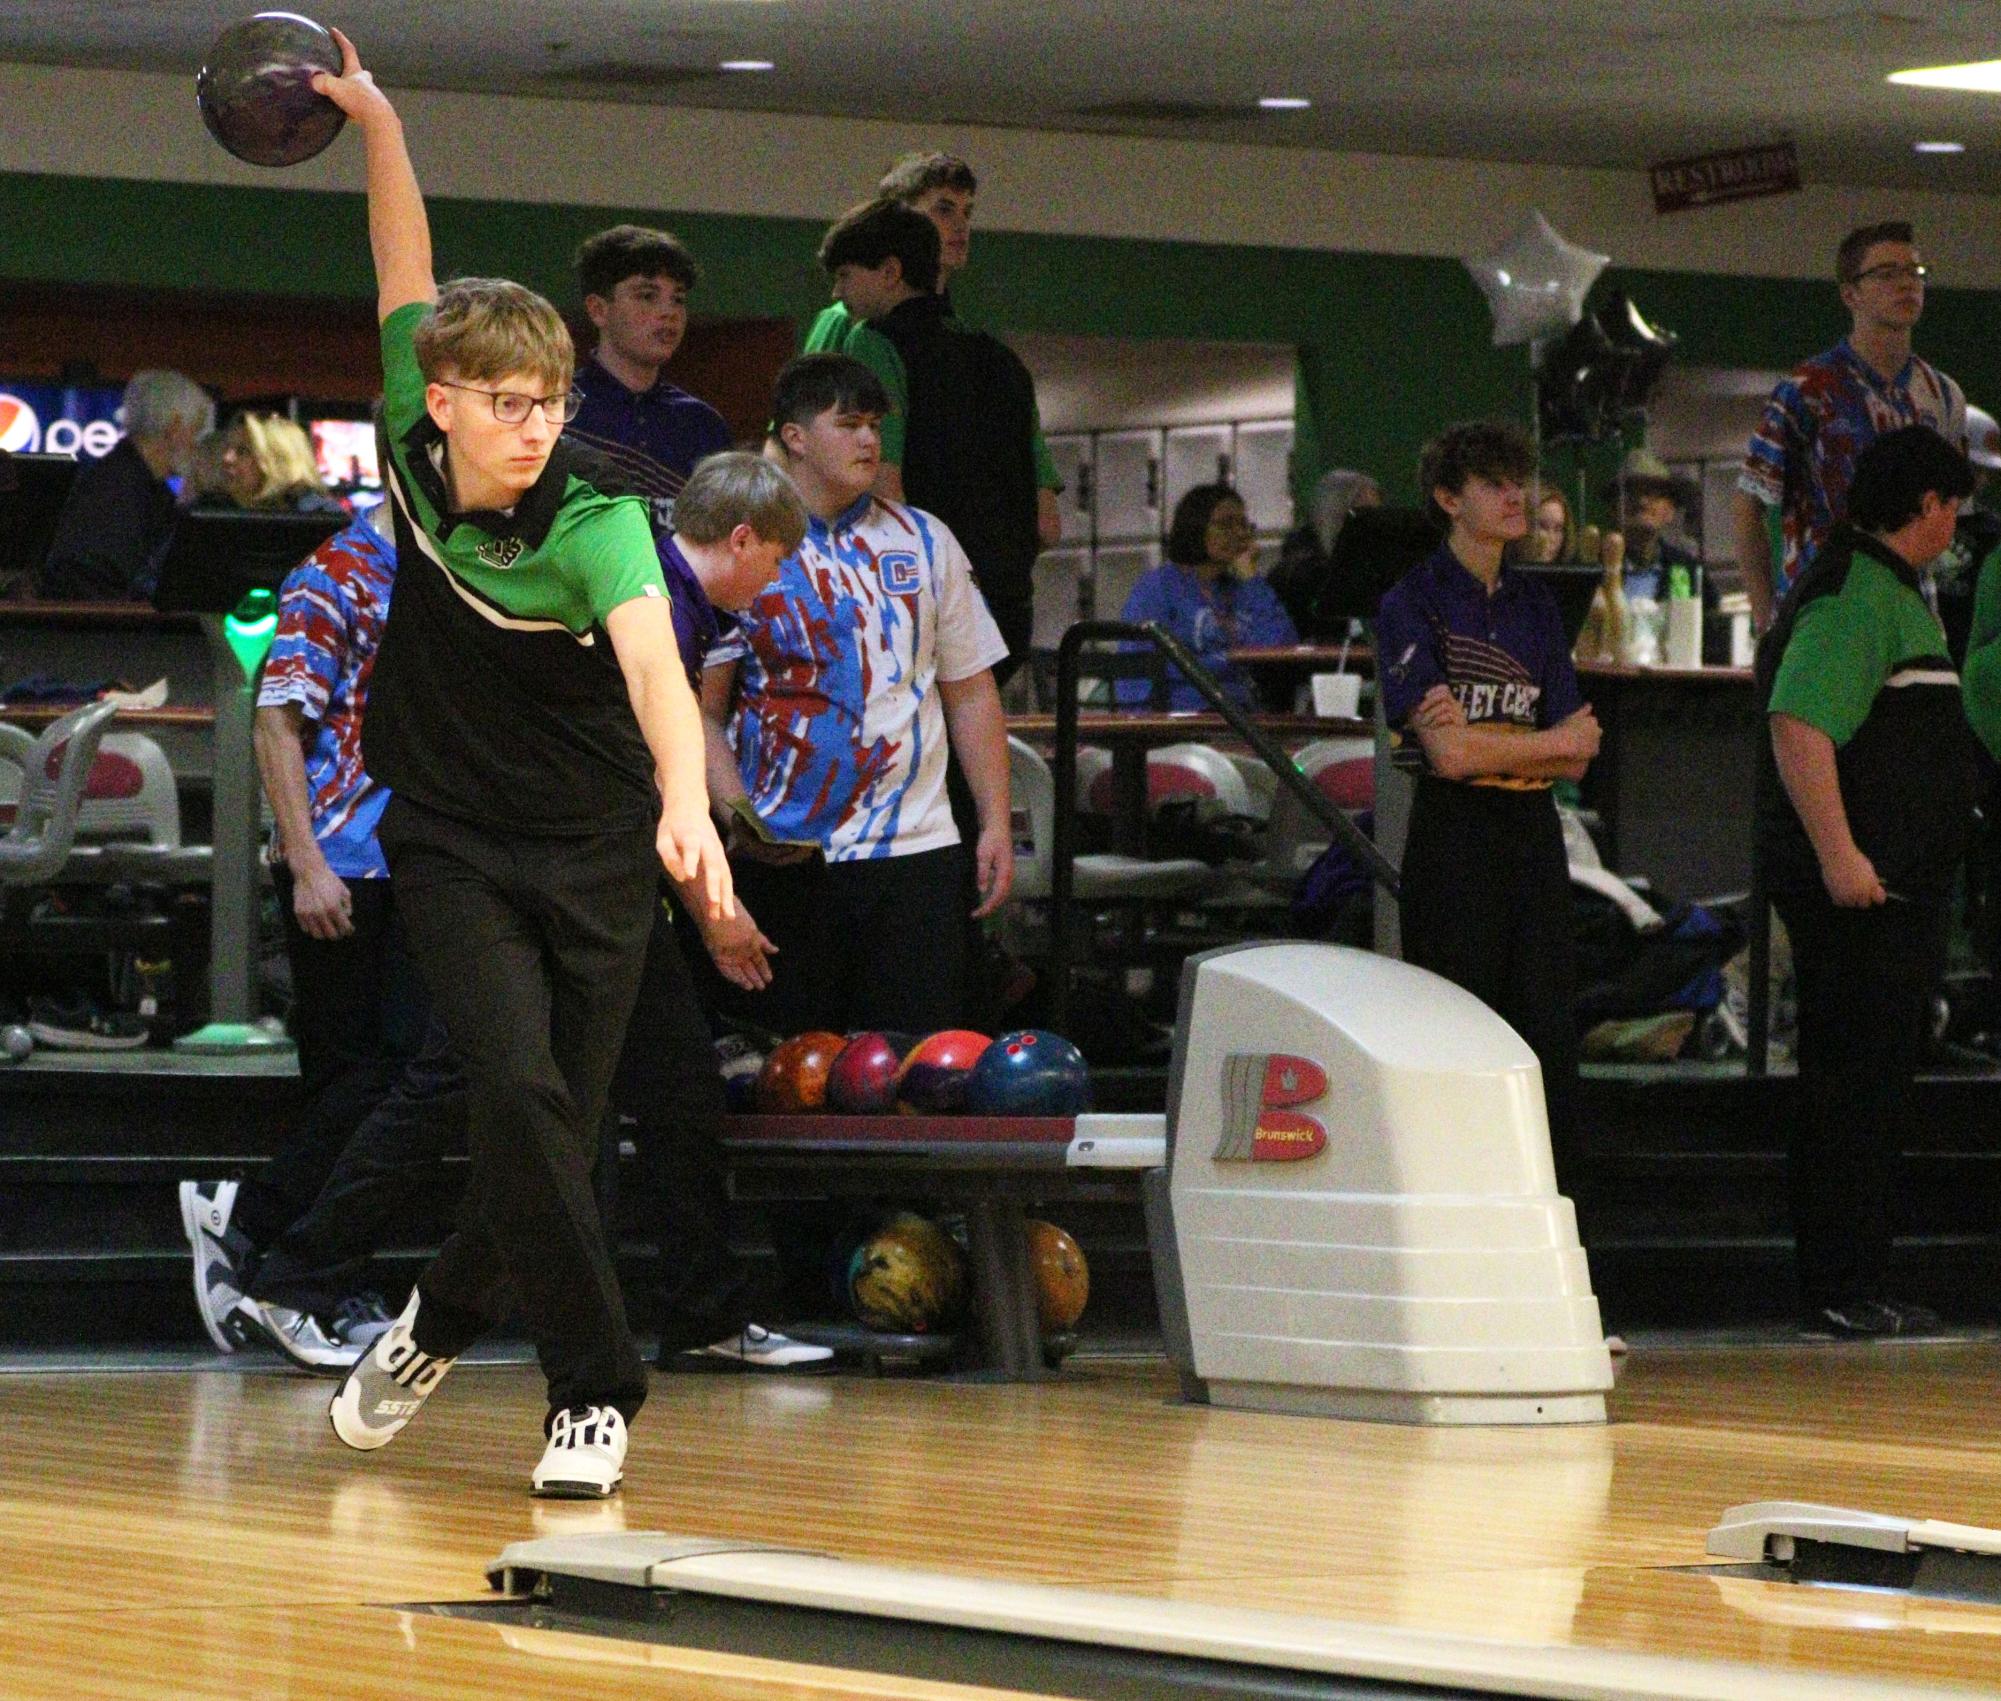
[1375,544,1582,787]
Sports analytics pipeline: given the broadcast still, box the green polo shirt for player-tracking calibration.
[1767,545,1947,745]
[362,300,668,834]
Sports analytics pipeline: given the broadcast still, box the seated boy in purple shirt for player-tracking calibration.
[1375,420,1601,1198]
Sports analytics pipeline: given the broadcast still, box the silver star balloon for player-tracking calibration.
[1464,211,1610,347]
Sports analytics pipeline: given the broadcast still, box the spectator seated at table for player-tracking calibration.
[212,413,348,516]
[1117,484,1297,710]
[38,369,214,602]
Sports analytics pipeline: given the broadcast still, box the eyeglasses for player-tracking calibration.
[437,381,584,425]
[1852,262,1930,284]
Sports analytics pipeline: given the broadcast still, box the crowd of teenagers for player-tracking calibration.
[100,26,1999,1498]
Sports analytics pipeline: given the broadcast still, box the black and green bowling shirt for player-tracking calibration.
[361,301,669,836]
[1757,521,1982,897]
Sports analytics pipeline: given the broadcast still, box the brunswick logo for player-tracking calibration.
[476,536,525,570]
[1213,1053,1328,1163]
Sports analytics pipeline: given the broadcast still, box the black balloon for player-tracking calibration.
[197,12,345,168]
[1535,311,1622,443]
[1595,290,1679,414]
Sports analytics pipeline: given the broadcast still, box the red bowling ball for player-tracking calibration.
[827,1032,905,1114]
[896,1030,991,1114]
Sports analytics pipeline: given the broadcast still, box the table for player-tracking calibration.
[1010,710,1367,852]
[1576,662,1759,897]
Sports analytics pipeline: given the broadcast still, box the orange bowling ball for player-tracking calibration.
[754,1030,847,1112]
[1026,1219,1089,1331]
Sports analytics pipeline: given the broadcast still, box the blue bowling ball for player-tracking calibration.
[963,1029,1091,1117]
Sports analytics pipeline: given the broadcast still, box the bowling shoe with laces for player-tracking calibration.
[532,1405,628,1499]
[178,1180,252,1354]
[328,1290,454,1450]
[228,1294,360,1375]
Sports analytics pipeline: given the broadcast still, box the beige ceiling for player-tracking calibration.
[11,0,2001,193]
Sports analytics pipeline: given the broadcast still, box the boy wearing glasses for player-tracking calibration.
[1734,221,1967,630]
[307,32,732,1500]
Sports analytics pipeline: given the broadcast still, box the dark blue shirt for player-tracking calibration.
[1376,545,1582,780]
[569,353,732,529]
[658,534,732,692]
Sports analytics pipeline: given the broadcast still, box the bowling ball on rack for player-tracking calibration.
[847,1211,966,1333]
[895,1030,991,1113]
[1026,1220,1090,1331]
[715,1033,766,1112]
[963,1029,1092,1117]
[754,1030,846,1112]
[197,13,347,168]
[827,1031,906,1114]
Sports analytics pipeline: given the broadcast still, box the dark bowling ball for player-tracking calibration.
[197,12,346,168]
[754,1030,846,1112]
[895,1029,991,1114]
[827,1032,904,1114]
[963,1029,1092,1117]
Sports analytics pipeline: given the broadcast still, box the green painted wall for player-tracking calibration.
[7,169,1998,517]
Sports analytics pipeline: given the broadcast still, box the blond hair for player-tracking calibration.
[229,413,327,508]
[672,452,808,552]
[412,276,573,390]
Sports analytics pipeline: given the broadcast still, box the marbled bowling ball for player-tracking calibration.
[1026,1219,1090,1331]
[827,1032,905,1114]
[963,1029,1092,1117]
[848,1212,966,1333]
[197,12,347,167]
[753,1030,846,1112]
[895,1029,991,1114]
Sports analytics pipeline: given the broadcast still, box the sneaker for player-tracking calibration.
[532,1405,628,1499]
[28,997,148,1052]
[1801,1299,1902,1339]
[669,1324,835,1373]
[329,1292,396,1351]
[328,1291,454,1452]
[229,1295,359,1375]
[178,1179,252,1353]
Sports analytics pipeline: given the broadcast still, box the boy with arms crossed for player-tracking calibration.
[310,32,731,1499]
[1376,421,1602,1194]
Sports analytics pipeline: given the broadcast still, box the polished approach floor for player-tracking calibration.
[6,1341,2001,1697]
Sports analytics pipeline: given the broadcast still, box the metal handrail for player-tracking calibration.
[1047,621,1400,1030]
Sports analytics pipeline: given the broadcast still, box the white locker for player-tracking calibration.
[1045,433,1094,546]
[1163,425,1234,522]
[1093,430,1162,542]
[1030,548,1090,651]
[1233,420,1296,534]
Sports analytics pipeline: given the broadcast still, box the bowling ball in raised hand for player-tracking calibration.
[754,1030,846,1112]
[895,1030,992,1114]
[827,1032,905,1114]
[963,1029,1092,1117]
[848,1211,966,1333]
[1026,1219,1089,1331]
[197,12,347,168]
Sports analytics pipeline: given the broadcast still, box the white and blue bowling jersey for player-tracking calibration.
[710,494,1008,863]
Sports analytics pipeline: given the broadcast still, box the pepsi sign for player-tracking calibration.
[0,383,128,460]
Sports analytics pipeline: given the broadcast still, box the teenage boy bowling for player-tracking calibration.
[309,31,732,1499]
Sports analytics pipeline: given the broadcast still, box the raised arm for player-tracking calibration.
[312,28,435,321]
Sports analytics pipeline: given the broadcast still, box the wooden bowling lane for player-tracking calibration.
[8,1347,2001,1694]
